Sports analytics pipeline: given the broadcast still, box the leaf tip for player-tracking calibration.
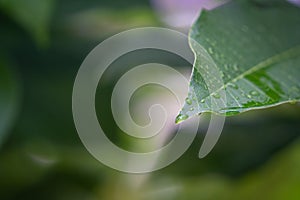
[175,113,189,124]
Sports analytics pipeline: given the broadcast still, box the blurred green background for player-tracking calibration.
[0,0,300,199]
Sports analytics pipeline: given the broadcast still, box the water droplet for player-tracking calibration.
[227,82,238,89]
[250,90,259,96]
[189,107,194,111]
[175,114,189,123]
[200,99,205,103]
[208,47,214,54]
[212,93,220,99]
[185,98,192,105]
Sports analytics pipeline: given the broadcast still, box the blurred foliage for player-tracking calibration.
[0,58,19,147]
[0,0,299,200]
[0,0,55,46]
[65,8,160,39]
[178,138,300,200]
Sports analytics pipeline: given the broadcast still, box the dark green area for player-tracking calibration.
[0,0,299,199]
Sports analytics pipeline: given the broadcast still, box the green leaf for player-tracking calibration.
[177,0,300,122]
[0,59,20,147]
[0,0,55,46]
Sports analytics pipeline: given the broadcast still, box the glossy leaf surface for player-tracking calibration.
[177,0,300,122]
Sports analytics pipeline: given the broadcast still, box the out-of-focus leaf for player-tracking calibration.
[0,0,55,45]
[0,141,106,199]
[65,8,160,39]
[177,139,300,200]
[0,59,20,147]
[178,0,300,122]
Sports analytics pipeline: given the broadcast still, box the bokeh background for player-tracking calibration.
[0,0,300,199]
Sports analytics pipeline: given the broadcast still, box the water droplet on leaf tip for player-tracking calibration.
[200,99,205,103]
[208,47,214,54]
[175,114,189,123]
[189,107,194,111]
